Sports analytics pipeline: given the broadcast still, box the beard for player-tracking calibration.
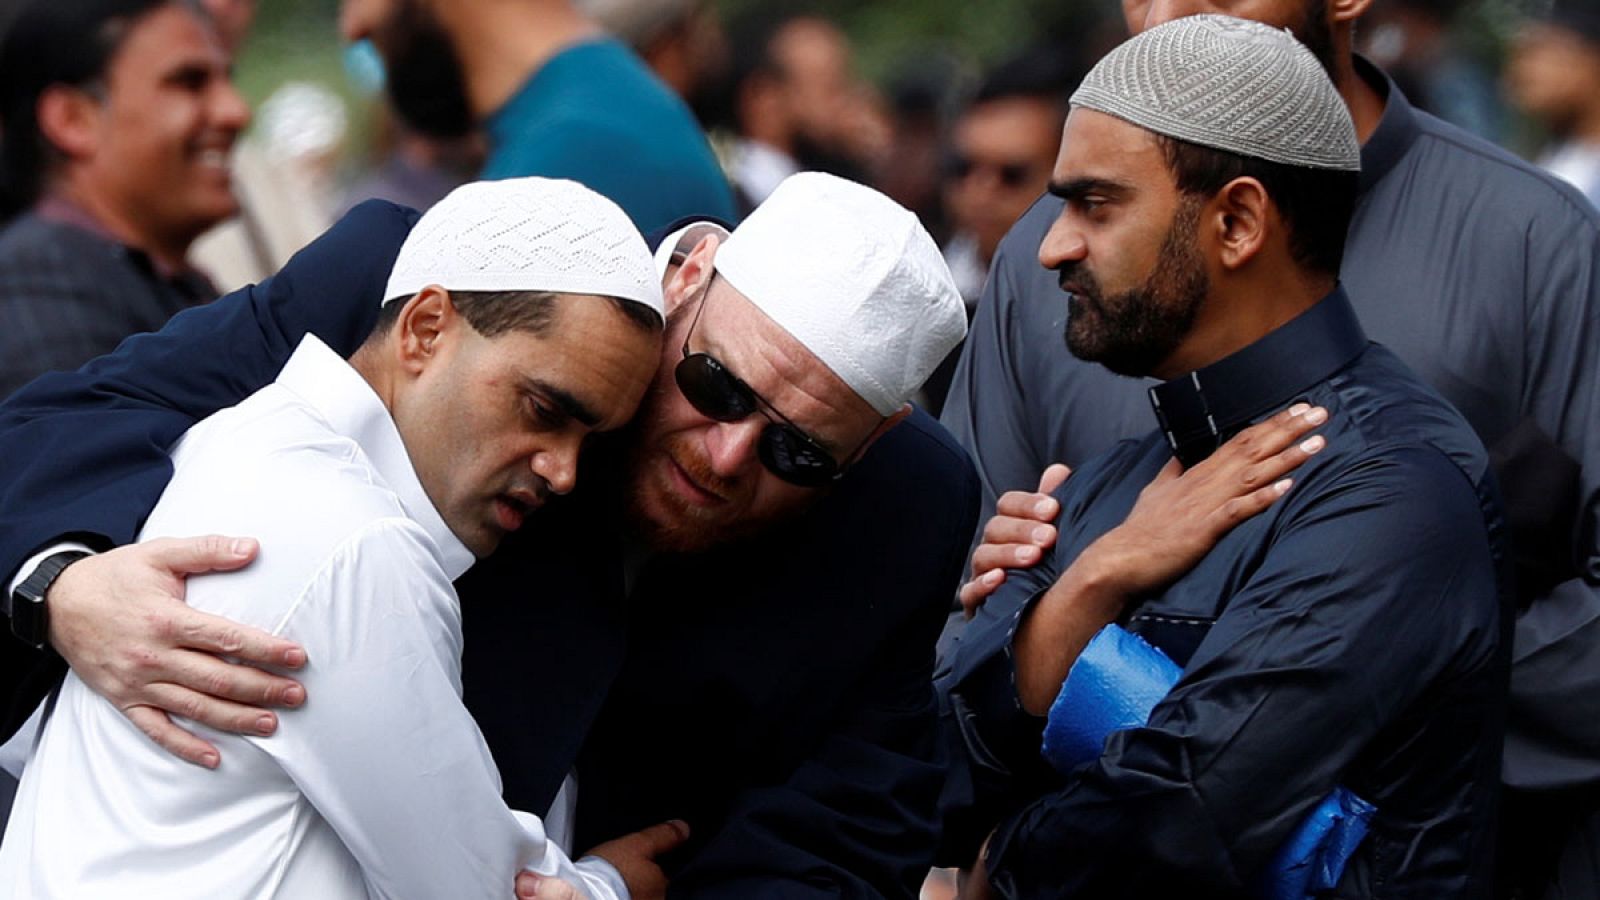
[378,0,476,138]
[1060,197,1209,378]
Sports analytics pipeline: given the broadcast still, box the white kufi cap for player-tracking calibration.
[1071,15,1360,172]
[383,177,663,320]
[714,172,967,416]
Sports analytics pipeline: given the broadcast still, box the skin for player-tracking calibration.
[1505,23,1600,142]
[945,96,1065,263]
[198,0,258,54]
[1005,108,1337,713]
[40,3,248,271]
[624,233,907,553]
[353,287,660,558]
[339,0,601,128]
[960,0,1380,609]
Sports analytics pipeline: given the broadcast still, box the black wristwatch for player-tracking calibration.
[11,551,90,650]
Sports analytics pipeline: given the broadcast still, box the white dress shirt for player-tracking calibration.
[0,336,625,900]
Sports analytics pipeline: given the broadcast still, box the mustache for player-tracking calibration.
[1055,263,1100,300]
[664,433,742,501]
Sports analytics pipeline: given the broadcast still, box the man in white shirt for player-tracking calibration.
[0,177,675,899]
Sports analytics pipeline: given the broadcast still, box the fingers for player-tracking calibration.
[1224,403,1327,464]
[1037,462,1072,495]
[1212,478,1296,531]
[169,605,307,669]
[995,490,1059,524]
[959,569,1004,618]
[142,534,259,576]
[136,681,284,739]
[627,820,691,858]
[124,705,221,769]
[981,513,1057,550]
[162,645,306,707]
[519,875,583,900]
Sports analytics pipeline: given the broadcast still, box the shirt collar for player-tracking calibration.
[1147,287,1368,467]
[275,336,477,580]
[1353,56,1417,196]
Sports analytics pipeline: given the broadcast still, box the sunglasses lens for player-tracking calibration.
[758,424,838,487]
[676,354,755,421]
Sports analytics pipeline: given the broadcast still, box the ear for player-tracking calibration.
[663,232,721,317]
[394,285,456,375]
[35,85,103,161]
[1210,177,1270,272]
[1327,0,1372,27]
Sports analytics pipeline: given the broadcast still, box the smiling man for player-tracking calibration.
[0,177,675,898]
[0,0,249,397]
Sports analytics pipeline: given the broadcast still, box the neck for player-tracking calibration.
[449,0,603,121]
[47,180,192,272]
[349,339,399,411]
[1332,43,1386,145]
[1571,103,1600,144]
[1153,270,1333,381]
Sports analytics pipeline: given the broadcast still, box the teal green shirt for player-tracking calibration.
[482,39,736,232]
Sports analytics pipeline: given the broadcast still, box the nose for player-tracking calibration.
[1038,215,1087,271]
[338,0,370,42]
[704,419,763,479]
[211,78,252,134]
[530,437,581,497]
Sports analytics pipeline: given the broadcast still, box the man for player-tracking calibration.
[339,0,734,232]
[1505,0,1600,206]
[0,0,250,396]
[942,51,1075,308]
[0,177,677,898]
[943,17,1505,896]
[721,14,885,212]
[944,0,1600,892]
[0,173,978,896]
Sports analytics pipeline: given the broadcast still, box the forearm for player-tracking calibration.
[1013,549,1128,715]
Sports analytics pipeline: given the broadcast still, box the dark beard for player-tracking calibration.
[379,0,475,138]
[1060,197,1208,378]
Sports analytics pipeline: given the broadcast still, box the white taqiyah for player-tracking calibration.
[713,172,967,416]
[383,177,664,320]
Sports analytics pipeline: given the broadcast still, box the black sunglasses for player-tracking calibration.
[674,277,867,487]
[949,155,1035,189]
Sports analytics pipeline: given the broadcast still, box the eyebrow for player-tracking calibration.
[525,378,602,428]
[1047,176,1132,202]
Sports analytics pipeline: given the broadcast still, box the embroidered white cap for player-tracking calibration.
[713,172,967,416]
[383,177,664,320]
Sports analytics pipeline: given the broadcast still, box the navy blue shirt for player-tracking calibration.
[943,290,1508,897]
[940,62,1600,805]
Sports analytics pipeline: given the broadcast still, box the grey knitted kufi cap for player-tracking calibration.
[1070,15,1360,172]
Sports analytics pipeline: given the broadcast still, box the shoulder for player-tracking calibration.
[0,215,124,283]
[1328,346,1492,485]
[856,408,980,500]
[1395,107,1600,232]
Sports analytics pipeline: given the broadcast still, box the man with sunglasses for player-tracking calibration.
[0,173,982,896]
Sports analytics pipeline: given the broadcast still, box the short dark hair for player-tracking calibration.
[365,289,663,348]
[1153,135,1357,278]
[0,0,179,220]
[972,47,1083,110]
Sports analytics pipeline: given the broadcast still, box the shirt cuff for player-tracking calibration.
[577,855,630,900]
[5,542,97,618]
